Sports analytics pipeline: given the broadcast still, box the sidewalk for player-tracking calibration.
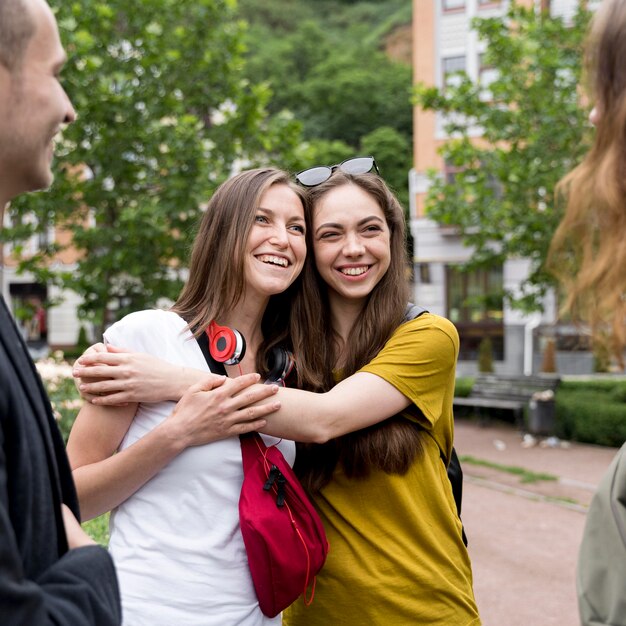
[454,419,620,626]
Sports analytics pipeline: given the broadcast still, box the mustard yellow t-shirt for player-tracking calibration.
[284,314,480,626]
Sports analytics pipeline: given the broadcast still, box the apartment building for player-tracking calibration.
[410,0,598,375]
[1,217,83,354]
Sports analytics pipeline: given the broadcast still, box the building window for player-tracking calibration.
[417,263,431,284]
[478,53,498,101]
[444,159,464,186]
[443,0,465,11]
[446,264,504,360]
[9,283,48,345]
[478,0,501,7]
[442,55,466,90]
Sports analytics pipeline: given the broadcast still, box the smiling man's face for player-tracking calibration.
[0,0,76,208]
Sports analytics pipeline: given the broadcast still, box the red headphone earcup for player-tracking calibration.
[207,322,246,365]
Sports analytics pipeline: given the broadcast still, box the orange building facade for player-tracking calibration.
[410,0,597,375]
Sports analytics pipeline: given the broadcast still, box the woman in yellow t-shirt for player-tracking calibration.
[270,166,480,625]
[75,162,480,625]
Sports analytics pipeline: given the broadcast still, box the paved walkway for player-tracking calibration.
[454,419,620,626]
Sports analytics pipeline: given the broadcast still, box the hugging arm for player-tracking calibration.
[259,321,458,443]
[72,347,408,441]
[67,375,280,520]
[72,352,406,442]
[257,372,411,443]
[73,344,206,405]
[72,321,457,446]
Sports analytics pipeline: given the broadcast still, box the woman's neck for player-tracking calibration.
[328,293,366,366]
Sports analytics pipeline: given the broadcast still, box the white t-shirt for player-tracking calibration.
[104,309,295,626]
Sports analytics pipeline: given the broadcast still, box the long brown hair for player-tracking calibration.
[548,0,626,367]
[290,172,424,491]
[171,168,308,375]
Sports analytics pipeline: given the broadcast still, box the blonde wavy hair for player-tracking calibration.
[548,0,626,367]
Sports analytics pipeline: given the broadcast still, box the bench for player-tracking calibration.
[453,374,561,428]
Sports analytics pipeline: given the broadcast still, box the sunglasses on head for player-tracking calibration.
[295,156,379,187]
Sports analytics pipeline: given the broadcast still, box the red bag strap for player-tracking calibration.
[239,432,263,472]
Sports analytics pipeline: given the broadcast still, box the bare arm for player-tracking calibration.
[72,358,404,442]
[259,320,458,443]
[67,374,280,520]
[259,372,411,444]
[61,504,97,548]
[72,344,206,404]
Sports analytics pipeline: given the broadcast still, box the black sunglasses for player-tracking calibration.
[295,156,379,187]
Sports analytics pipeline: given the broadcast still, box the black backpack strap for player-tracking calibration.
[403,302,467,546]
[447,448,467,546]
[195,330,227,376]
[404,302,429,320]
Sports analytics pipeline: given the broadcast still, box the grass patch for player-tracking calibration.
[83,513,110,546]
[460,455,558,484]
[544,495,578,506]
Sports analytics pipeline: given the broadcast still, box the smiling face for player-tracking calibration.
[312,183,391,307]
[243,183,307,303]
[0,0,76,206]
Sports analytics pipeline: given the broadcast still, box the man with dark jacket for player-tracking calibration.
[0,0,121,622]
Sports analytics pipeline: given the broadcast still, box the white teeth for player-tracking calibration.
[340,266,368,276]
[258,255,288,267]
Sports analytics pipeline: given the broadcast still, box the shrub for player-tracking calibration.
[455,376,626,447]
[477,337,494,373]
[610,383,626,403]
[455,377,475,398]
[555,379,626,447]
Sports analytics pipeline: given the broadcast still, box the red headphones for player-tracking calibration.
[207,321,246,365]
[206,320,295,383]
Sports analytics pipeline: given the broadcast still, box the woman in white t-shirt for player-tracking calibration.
[66,168,308,625]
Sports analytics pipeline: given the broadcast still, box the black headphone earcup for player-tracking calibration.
[266,348,296,383]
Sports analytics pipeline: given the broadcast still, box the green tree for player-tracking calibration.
[238,1,413,200]
[5,0,302,335]
[413,3,592,311]
[300,49,412,147]
[360,126,411,209]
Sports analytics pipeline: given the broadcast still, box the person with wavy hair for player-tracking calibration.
[283,171,428,492]
[75,164,480,624]
[549,2,626,624]
[548,0,626,367]
[278,170,478,625]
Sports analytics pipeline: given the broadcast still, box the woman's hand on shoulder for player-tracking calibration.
[161,374,282,448]
[72,344,203,404]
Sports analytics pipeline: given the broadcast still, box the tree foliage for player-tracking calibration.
[413,3,593,310]
[5,0,414,334]
[238,0,413,198]
[5,0,302,333]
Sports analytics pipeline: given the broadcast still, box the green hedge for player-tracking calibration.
[555,383,626,447]
[454,377,475,398]
[455,376,626,447]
